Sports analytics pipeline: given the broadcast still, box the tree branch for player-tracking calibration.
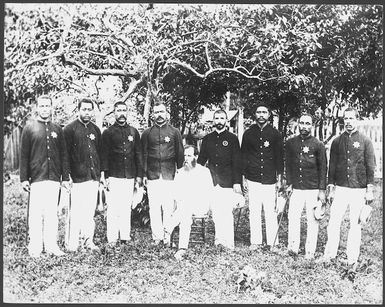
[167,59,283,81]
[121,75,146,103]
[205,42,213,71]
[71,48,125,66]
[64,55,132,77]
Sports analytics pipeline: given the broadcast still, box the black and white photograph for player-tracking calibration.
[3,3,383,304]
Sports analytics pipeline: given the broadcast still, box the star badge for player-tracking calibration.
[222,140,228,146]
[89,133,95,141]
[51,131,57,138]
[302,146,310,153]
[264,140,270,148]
[128,135,134,142]
[165,136,170,143]
[353,141,360,148]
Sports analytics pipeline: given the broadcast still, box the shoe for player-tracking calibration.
[288,249,298,259]
[46,248,65,257]
[174,249,187,261]
[316,256,332,264]
[304,253,314,260]
[85,243,99,251]
[29,251,41,258]
[249,244,262,251]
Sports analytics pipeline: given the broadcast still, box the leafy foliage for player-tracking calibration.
[4,4,383,136]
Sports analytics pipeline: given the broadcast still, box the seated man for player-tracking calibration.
[164,145,214,260]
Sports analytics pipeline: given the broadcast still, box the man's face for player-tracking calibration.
[79,102,94,123]
[37,98,52,121]
[343,110,358,132]
[183,147,197,171]
[213,112,227,130]
[255,106,269,125]
[298,115,312,136]
[114,104,127,124]
[153,104,167,125]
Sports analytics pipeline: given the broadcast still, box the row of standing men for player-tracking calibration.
[20,96,375,266]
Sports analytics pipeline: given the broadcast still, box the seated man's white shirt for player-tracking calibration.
[174,164,213,215]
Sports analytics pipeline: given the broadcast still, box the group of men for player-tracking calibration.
[20,95,375,268]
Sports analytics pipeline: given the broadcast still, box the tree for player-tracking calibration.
[4,4,383,138]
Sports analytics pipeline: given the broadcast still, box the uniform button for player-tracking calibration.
[48,157,50,160]
[90,156,92,158]
[47,146,50,149]
[261,166,264,168]
[91,167,93,170]
[347,151,350,154]
[215,164,218,166]
[261,159,263,161]
[299,168,302,170]
[124,157,127,160]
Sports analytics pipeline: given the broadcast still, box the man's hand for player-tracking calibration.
[286,184,293,196]
[365,184,374,202]
[233,184,242,194]
[136,177,143,187]
[275,174,283,192]
[317,189,326,204]
[21,181,30,193]
[326,184,335,205]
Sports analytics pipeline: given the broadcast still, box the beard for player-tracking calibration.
[215,123,225,130]
[183,159,197,171]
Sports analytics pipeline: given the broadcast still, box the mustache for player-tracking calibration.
[118,115,126,119]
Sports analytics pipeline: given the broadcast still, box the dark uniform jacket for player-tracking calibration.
[141,122,184,180]
[20,119,70,184]
[328,130,375,188]
[63,119,102,183]
[241,123,284,184]
[101,122,143,179]
[197,129,242,188]
[285,134,327,190]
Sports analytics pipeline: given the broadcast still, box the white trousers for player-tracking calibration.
[288,189,319,256]
[147,178,175,241]
[28,181,61,255]
[211,186,235,249]
[106,177,135,243]
[164,201,194,249]
[324,186,366,264]
[67,181,98,250]
[247,180,279,246]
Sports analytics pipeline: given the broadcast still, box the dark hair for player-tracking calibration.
[254,102,271,113]
[184,144,199,156]
[299,113,313,123]
[37,95,52,105]
[343,107,359,118]
[213,109,228,119]
[113,101,127,110]
[78,98,94,110]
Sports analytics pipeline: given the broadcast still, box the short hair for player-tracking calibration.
[37,95,52,105]
[153,101,167,111]
[343,107,359,118]
[184,144,199,156]
[113,101,127,110]
[78,98,94,110]
[299,113,313,123]
[213,109,228,119]
[254,102,271,113]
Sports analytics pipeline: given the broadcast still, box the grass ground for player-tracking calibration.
[3,176,383,303]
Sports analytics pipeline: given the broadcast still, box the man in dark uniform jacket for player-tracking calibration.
[100,101,143,246]
[285,113,327,259]
[197,109,243,249]
[20,95,70,257]
[241,102,284,249]
[63,98,102,251]
[321,107,376,266]
[141,102,184,245]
